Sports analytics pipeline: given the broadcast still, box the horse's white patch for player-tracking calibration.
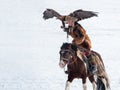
[92,82,97,90]
[59,60,66,68]
[77,50,83,60]
[65,81,71,90]
[84,62,87,74]
[83,83,87,90]
[77,50,87,74]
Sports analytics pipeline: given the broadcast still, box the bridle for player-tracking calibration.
[60,48,78,74]
[60,49,77,65]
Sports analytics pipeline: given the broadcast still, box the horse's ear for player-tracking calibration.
[71,44,77,51]
[60,43,63,49]
[61,42,69,49]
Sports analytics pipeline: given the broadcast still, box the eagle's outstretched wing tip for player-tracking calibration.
[69,9,98,21]
[43,8,61,20]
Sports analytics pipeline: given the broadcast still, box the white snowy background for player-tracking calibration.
[0,0,120,90]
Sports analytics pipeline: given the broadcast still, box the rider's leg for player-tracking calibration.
[85,51,97,74]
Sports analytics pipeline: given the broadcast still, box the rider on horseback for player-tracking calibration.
[61,15,97,74]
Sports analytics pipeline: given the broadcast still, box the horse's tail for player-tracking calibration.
[91,50,110,90]
[97,77,105,90]
[97,72,110,90]
[103,71,110,89]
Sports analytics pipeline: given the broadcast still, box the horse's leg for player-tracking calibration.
[92,82,97,90]
[82,77,87,90]
[88,75,97,90]
[83,83,87,90]
[65,81,71,90]
[65,75,74,90]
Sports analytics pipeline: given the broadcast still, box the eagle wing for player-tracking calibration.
[43,8,62,20]
[69,9,98,21]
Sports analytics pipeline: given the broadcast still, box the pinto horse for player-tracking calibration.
[59,43,110,90]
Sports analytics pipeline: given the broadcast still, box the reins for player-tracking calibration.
[60,49,78,74]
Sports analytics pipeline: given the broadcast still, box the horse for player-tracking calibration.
[59,43,110,90]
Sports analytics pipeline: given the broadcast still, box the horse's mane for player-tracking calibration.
[61,43,78,52]
[61,43,70,49]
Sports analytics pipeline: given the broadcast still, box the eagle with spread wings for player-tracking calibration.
[43,8,98,21]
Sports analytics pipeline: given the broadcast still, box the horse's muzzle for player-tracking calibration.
[59,60,66,68]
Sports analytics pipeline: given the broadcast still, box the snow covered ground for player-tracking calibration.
[0,0,120,90]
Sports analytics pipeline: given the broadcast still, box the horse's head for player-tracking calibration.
[59,43,78,68]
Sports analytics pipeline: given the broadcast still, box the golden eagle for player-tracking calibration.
[43,8,98,21]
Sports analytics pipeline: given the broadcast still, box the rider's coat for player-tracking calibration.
[68,23,92,50]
